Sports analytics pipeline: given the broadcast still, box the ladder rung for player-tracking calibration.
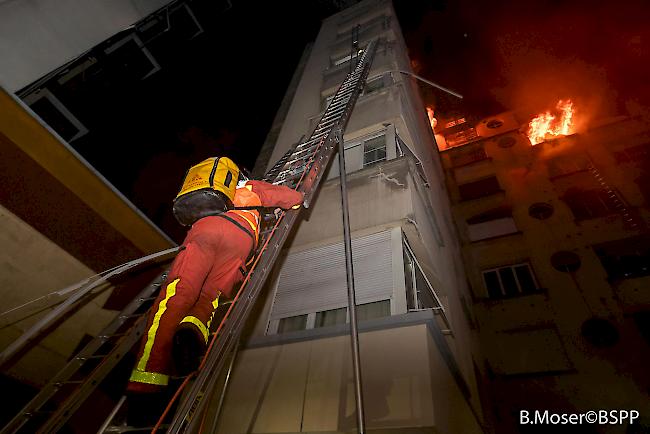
[55,380,84,386]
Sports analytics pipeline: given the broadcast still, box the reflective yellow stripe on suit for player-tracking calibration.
[129,369,169,386]
[180,316,209,343]
[135,278,180,375]
[179,292,221,343]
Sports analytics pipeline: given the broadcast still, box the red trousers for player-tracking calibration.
[128,215,254,393]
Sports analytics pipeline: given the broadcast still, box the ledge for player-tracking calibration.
[469,230,523,244]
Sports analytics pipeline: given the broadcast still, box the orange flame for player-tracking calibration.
[527,99,575,145]
[426,106,437,131]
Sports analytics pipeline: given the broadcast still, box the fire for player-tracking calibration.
[527,99,575,145]
[426,106,437,131]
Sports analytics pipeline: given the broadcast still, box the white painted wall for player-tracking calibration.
[0,0,171,92]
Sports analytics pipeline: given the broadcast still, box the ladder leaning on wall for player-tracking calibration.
[0,38,379,434]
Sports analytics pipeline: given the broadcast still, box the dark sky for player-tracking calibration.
[53,0,649,242]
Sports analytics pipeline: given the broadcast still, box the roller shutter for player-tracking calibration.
[271,230,394,320]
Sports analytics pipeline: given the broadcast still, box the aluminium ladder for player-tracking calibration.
[164,37,379,433]
[1,37,378,434]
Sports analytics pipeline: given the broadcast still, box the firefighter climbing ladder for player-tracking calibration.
[0,37,378,434]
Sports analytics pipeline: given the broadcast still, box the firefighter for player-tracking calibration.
[127,157,303,402]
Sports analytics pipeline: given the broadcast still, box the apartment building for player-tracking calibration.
[437,110,650,433]
[215,1,485,433]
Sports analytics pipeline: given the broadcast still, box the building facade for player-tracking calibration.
[0,87,175,390]
[215,1,485,433]
[437,110,650,433]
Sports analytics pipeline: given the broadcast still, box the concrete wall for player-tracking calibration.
[239,1,485,432]
[0,205,115,386]
[441,116,650,433]
[0,0,171,92]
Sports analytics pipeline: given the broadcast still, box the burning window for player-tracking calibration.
[426,106,437,131]
[527,99,575,145]
[445,127,479,148]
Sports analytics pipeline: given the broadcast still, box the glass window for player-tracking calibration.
[562,188,621,220]
[450,146,489,167]
[356,300,390,321]
[403,236,444,310]
[458,176,501,201]
[593,234,650,281]
[613,143,650,164]
[483,271,502,299]
[315,307,347,328]
[362,135,387,167]
[322,93,336,111]
[482,263,539,299]
[277,314,307,334]
[403,248,416,310]
[363,76,385,94]
[547,154,590,178]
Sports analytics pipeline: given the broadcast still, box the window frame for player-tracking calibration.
[562,188,622,221]
[481,262,539,299]
[458,175,502,201]
[270,299,392,335]
[362,133,388,167]
[23,89,89,142]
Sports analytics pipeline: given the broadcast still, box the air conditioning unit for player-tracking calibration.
[476,111,520,138]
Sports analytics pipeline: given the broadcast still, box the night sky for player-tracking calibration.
[57,0,649,242]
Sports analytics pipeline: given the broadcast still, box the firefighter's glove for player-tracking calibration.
[274,208,284,219]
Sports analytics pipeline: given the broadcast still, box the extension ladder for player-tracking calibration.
[1,38,378,434]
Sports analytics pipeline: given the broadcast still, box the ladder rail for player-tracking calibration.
[1,271,169,434]
[0,247,180,368]
[166,38,378,433]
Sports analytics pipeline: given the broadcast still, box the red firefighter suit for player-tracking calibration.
[128,180,303,393]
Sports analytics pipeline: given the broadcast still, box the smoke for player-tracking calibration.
[398,0,650,121]
[481,0,650,125]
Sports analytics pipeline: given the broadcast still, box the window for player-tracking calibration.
[486,327,572,375]
[357,300,391,321]
[268,231,395,334]
[331,46,366,68]
[363,134,387,167]
[450,146,489,167]
[613,143,650,164]
[403,237,445,311]
[593,234,650,281]
[315,307,347,328]
[23,89,89,142]
[444,127,479,148]
[482,263,538,299]
[321,93,336,111]
[562,188,621,220]
[458,176,501,201]
[466,206,518,241]
[277,314,308,334]
[547,154,590,178]
[363,75,386,94]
